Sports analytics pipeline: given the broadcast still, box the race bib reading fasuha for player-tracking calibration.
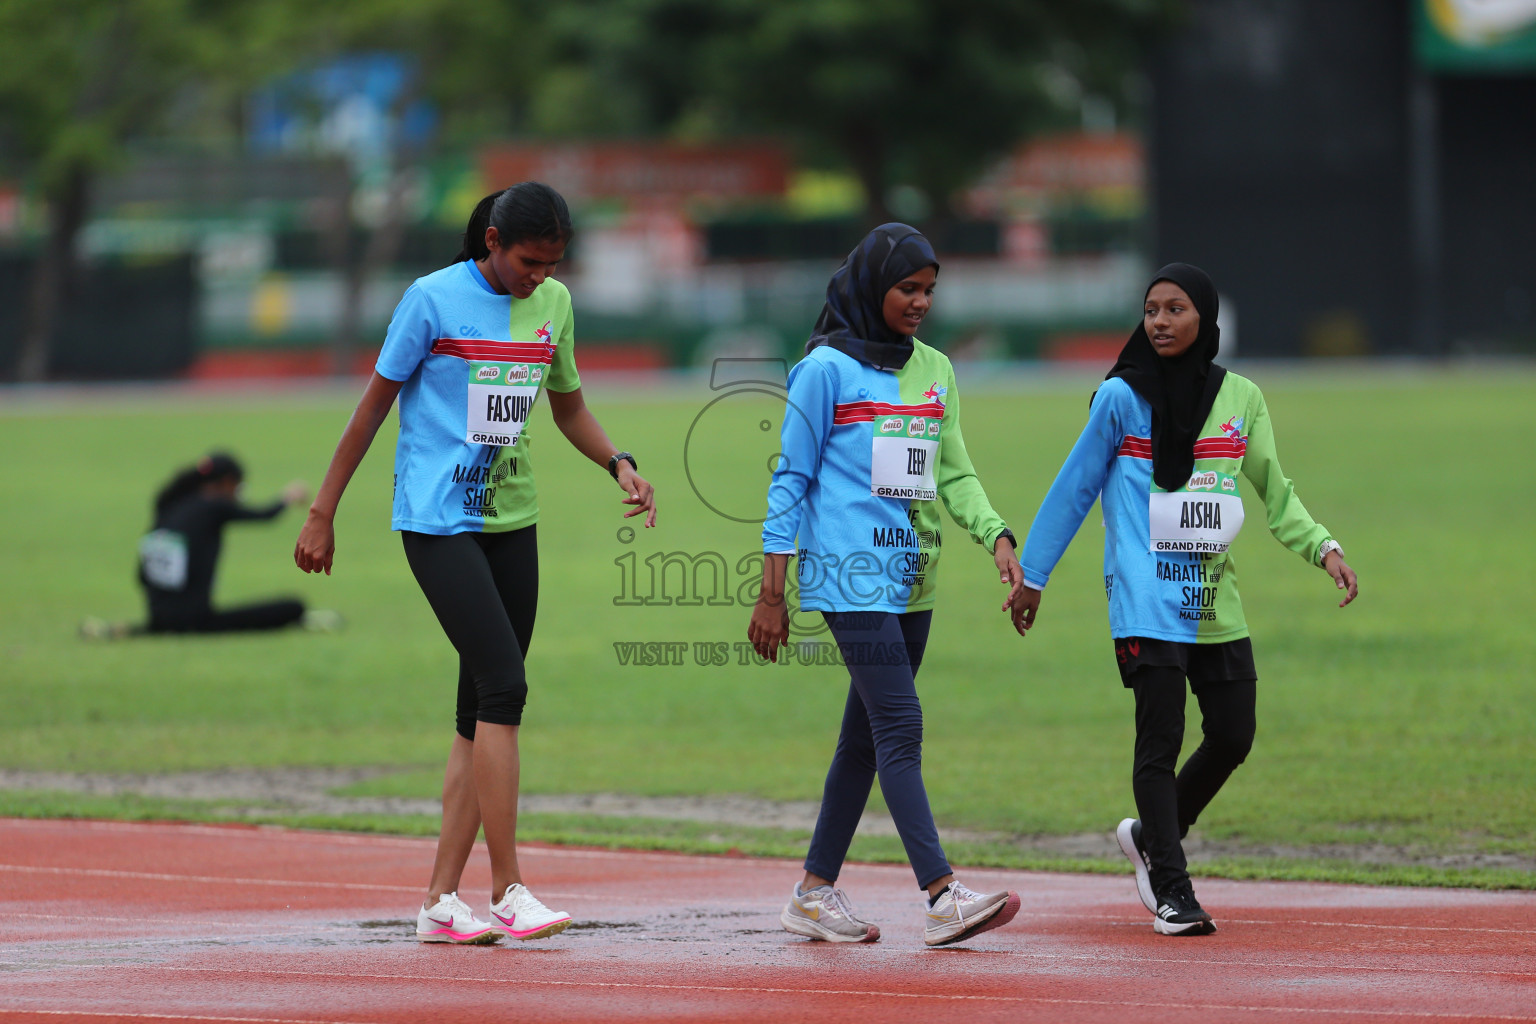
[871,414,941,501]
[1148,470,1245,553]
[465,361,545,446]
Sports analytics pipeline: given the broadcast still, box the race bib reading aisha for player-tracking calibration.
[1148,470,1245,553]
[465,360,545,446]
[871,413,941,501]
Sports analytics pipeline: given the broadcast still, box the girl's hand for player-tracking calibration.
[747,593,791,663]
[1323,550,1359,607]
[294,508,336,575]
[1010,587,1041,637]
[615,463,657,527]
[994,536,1024,611]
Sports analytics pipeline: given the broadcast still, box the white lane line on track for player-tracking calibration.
[0,818,806,868]
[8,820,1536,899]
[6,862,1534,939]
[84,964,1536,1021]
[0,863,586,902]
[1007,909,1536,936]
[0,1011,371,1024]
[986,947,1536,979]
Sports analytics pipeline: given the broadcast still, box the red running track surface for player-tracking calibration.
[1,818,1533,1023]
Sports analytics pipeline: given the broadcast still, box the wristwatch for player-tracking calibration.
[995,527,1017,551]
[608,451,637,480]
[1317,539,1343,564]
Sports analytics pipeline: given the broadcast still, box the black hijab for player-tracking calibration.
[1104,262,1227,492]
[806,223,939,370]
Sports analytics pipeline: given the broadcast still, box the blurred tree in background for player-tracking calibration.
[0,0,1171,379]
[532,0,1173,219]
[0,0,262,380]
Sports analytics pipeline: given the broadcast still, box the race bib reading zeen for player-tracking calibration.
[1148,470,1245,553]
[871,414,940,501]
[465,361,544,446]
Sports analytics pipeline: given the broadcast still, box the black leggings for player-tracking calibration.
[145,598,305,633]
[1131,668,1256,892]
[401,527,538,739]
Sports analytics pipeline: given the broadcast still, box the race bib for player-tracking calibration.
[1148,470,1245,553]
[465,361,544,446]
[139,529,188,589]
[871,414,940,501]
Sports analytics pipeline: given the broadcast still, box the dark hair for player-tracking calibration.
[455,182,573,262]
[154,452,243,516]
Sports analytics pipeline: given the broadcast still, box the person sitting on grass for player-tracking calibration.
[81,452,337,639]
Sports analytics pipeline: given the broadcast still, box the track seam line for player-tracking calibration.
[102,964,1536,1020]
[984,948,1536,978]
[0,1011,373,1024]
[12,941,1529,982]
[0,864,587,901]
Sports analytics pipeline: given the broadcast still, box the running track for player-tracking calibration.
[1,819,1532,1023]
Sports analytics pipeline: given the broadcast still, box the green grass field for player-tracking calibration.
[1,364,1532,887]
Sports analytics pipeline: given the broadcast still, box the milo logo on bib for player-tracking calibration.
[871,414,941,501]
[466,360,543,447]
[1148,471,1245,553]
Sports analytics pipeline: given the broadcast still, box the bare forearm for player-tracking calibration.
[312,373,401,519]
[759,553,790,602]
[551,396,619,467]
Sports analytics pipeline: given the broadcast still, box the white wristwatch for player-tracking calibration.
[1317,539,1343,565]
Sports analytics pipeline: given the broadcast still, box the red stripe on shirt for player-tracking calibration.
[1118,434,1247,459]
[832,401,946,424]
[432,339,554,363]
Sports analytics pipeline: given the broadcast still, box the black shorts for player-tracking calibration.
[1112,636,1256,690]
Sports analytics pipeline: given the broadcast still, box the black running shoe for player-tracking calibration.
[1152,880,1216,936]
[1115,818,1155,914]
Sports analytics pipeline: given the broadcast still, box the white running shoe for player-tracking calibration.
[780,884,881,943]
[1116,817,1157,915]
[489,883,572,940]
[417,892,502,944]
[923,880,1021,947]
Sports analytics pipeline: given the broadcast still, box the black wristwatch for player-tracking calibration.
[608,451,637,480]
[995,527,1017,551]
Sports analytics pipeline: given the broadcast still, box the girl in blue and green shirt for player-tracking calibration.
[749,224,1024,948]
[1014,263,1359,935]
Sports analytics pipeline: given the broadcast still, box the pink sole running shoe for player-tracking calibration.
[489,882,573,941]
[417,892,502,944]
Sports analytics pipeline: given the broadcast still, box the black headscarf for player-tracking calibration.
[805,223,939,370]
[1104,262,1227,492]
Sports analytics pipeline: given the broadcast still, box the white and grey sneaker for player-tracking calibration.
[923,881,1021,947]
[416,892,502,944]
[1116,817,1156,915]
[780,883,881,942]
